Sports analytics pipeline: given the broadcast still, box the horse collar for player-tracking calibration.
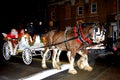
[74,26,92,45]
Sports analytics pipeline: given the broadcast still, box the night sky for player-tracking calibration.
[0,0,48,31]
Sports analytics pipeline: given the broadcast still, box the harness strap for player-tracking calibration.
[74,27,82,44]
[78,25,89,45]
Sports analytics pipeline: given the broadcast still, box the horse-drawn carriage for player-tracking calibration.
[2,29,51,65]
[1,22,106,75]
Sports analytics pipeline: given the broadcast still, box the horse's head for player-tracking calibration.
[89,23,106,43]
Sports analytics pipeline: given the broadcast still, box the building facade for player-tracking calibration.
[47,0,120,30]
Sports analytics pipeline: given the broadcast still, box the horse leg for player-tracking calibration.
[83,54,93,71]
[67,51,71,63]
[77,50,85,69]
[68,51,77,74]
[42,48,49,68]
[52,48,61,69]
[56,50,62,66]
[77,50,93,71]
[68,56,77,74]
[56,50,71,65]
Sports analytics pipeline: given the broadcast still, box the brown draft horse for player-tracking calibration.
[42,23,105,74]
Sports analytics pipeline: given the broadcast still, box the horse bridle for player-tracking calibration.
[93,24,106,42]
[77,25,90,45]
[94,25,100,40]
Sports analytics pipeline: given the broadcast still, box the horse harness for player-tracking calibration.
[41,24,105,49]
[64,25,92,50]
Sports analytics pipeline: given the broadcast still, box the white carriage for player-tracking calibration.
[2,30,51,65]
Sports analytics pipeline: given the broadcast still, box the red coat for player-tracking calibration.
[6,34,18,44]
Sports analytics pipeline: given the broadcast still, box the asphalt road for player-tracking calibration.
[0,54,120,80]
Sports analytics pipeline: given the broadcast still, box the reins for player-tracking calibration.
[39,26,92,48]
[40,36,78,48]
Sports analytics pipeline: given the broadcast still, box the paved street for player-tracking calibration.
[0,54,120,80]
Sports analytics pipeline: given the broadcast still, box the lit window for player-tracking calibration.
[91,3,97,13]
[78,6,83,16]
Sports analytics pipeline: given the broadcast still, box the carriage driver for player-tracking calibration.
[25,21,36,38]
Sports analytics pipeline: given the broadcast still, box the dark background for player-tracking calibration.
[0,0,49,60]
[0,0,48,32]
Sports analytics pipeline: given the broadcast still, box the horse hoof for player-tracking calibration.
[57,62,61,66]
[53,65,61,70]
[42,65,47,69]
[79,66,84,70]
[68,69,77,75]
[77,59,84,69]
[84,66,93,71]
[57,66,61,70]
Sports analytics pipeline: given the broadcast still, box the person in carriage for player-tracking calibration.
[24,21,45,47]
[25,21,37,45]
[2,28,25,55]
